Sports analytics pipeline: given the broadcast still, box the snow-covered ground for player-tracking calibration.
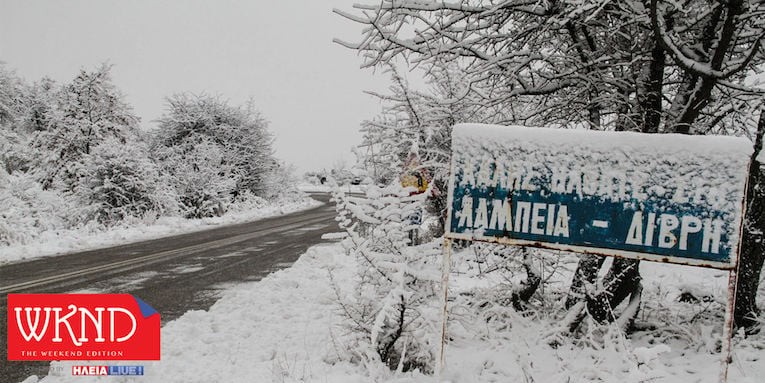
[27,243,764,383]
[29,244,376,383]
[0,196,321,265]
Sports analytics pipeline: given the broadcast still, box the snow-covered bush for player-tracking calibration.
[0,169,78,246]
[75,138,175,225]
[0,63,26,127]
[260,160,301,202]
[28,65,140,191]
[152,134,237,218]
[331,183,441,373]
[153,94,277,197]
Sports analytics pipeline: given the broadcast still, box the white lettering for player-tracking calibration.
[489,199,512,231]
[521,170,538,191]
[506,170,523,191]
[458,197,474,228]
[644,212,657,246]
[658,214,679,248]
[514,202,532,233]
[476,160,492,186]
[702,219,722,254]
[530,203,546,235]
[474,198,489,229]
[462,160,475,186]
[52,305,82,346]
[15,307,52,342]
[581,171,598,195]
[108,307,136,342]
[78,307,106,343]
[553,205,570,237]
[679,216,703,250]
[625,211,643,245]
[546,204,556,235]
[551,170,566,193]
[566,172,583,198]
[491,165,505,188]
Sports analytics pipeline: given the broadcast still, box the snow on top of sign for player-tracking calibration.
[451,125,752,211]
[453,123,753,155]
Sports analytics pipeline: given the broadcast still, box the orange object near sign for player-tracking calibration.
[400,152,430,194]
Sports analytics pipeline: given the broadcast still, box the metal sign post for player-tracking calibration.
[438,237,452,380]
[439,123,753,381]
[720,267,739,382]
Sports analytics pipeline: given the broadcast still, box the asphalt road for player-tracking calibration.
[0,193,338,383]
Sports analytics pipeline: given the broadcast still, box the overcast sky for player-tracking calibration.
[0,0,392,173]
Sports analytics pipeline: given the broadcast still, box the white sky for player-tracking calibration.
[0,0,391,173]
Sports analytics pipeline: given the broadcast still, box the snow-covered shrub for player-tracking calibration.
[75,138,175,225]
[152,134,237,219]
[260,160,301,202]
[0,63,26,126]
[331,183,441,373]
[1,122,33,176]
[28,65,140,191]
[153,94,277,198]
[0,169,78,246]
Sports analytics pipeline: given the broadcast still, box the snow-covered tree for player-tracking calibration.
[153,94,277,201]
[29,64,140,191]
[0,63,25,127]
[338,0,765,330]
[1,63,184,242]
[336,0,763,133]
[331,183,441,373]
[152,133,237,218]
[0,67,31,175]
[737,110,765,330]
[359,63,520,236]
[260,160,301,201]
[76,137,174,225]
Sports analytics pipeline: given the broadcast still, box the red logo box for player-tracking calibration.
[7,294,160,360]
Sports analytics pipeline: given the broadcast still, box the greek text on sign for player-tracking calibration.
[445,124,752,269]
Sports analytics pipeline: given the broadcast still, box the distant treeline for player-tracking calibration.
[0,63,293,246]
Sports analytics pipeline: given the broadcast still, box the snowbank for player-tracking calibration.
[0,196,321,265]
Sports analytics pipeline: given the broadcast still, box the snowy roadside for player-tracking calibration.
[27,242,765,383]
[32,244,378,383]
[0,196,322,265]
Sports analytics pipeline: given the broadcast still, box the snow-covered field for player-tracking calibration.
[27,243,765,383]
[0,196,321,265]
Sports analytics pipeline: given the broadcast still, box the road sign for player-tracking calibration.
[445,123,752,269]
[439,123,754,382]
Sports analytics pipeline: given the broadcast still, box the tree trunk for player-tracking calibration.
[734,110,765,332]
[586,258,642,324]
[639,37,666,134]
[511,247,542,312]
[565,254,605,309]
